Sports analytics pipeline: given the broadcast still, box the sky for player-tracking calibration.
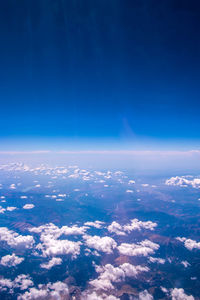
[0,0,200,151]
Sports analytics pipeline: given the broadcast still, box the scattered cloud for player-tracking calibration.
[40,257,62,270]
[171,288,194,300]
[118,240,159,257]
[176,237,200,250]
[23,204,35,210]
[83,235,117,254]
[166,176,200,189]
[89,263,149,292]
[0,227,34,249]
[0,254,24,267]
[18,281,69,300]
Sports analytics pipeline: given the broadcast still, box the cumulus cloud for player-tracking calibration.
[107,222,126,236]
[84,221,105,229]
[0,227,34,249]
[83,235,117,254]
[0,274,33,292]
[166,176,200,189]
[0,253,24,267]
[181,261,190,268]
[171,288,194,300]
[36,238,81,258]
[128,180,135,184]
[29,223,87,258]
[29,223,86,238]
[89,263,149,292]
[107,219,157,236]
[118,240,159,257]
[138,290,153,300]
[23,204,35,210]
[148,257,165,264]
[81,291,120,299]
[18,281,69,300]
[0,206,17,213]
[6,206,17,211]
[176,237,200,251]
[40,257,62,270]
[123,219,157,233]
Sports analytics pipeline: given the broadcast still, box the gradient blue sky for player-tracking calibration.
[0,0,200,150]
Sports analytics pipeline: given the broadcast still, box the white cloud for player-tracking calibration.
[30,223,85,258]
[123,219,157,233]
[23,204,35,210]
[181,261,190,268]
[89,263,149,292]
[0,254,24,267]
[40,257,62,270]
[138,290,153,300]
[0,227,34,249]
[36,238,81,259]
[84,221,105,229]
[176,237,200,251]
[148,257,165,264]
[84,235,117,254]
[118,240,159,257]
[166,176,200,189]
[81,291,120,299]
[128,180,135,184]
[18,281,69,300]
[107,219,157,236]
[9,184,16,189]
[6,206,17,211]
[0,274,33,292]
[171,288,194,300]
[107,222,126,236]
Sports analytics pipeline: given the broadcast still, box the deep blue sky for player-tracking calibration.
[0,0,200,150]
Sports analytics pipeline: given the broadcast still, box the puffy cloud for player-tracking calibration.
[84,221,105,229]
[128,180,135,184]
[90,263,149,292]
[15,275,34,290]
[107,222,126,236]
[0,227,34,249]
[118,240,159,257]
[36,238,81,258]
[0,206,6,213]
[181,261,190,268]
[18,281,69,300]
[0,206,17,213]
[176,237,200,251]
[171,288,194,300]
[138,290,153,300]
[29,223,86,238]
[6,206,17,211]
[84,235,117,254]
[40,257,62,270]
[0,253,24,267]
[148,257,165,264]
[0,274,33,292]
[107,219,157,236]
[81,291,120,299]
[9,184,16,189]
[123,219,157,233]
[23,204,35,210]
[30,223,85,258]
[166,176,200,189]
